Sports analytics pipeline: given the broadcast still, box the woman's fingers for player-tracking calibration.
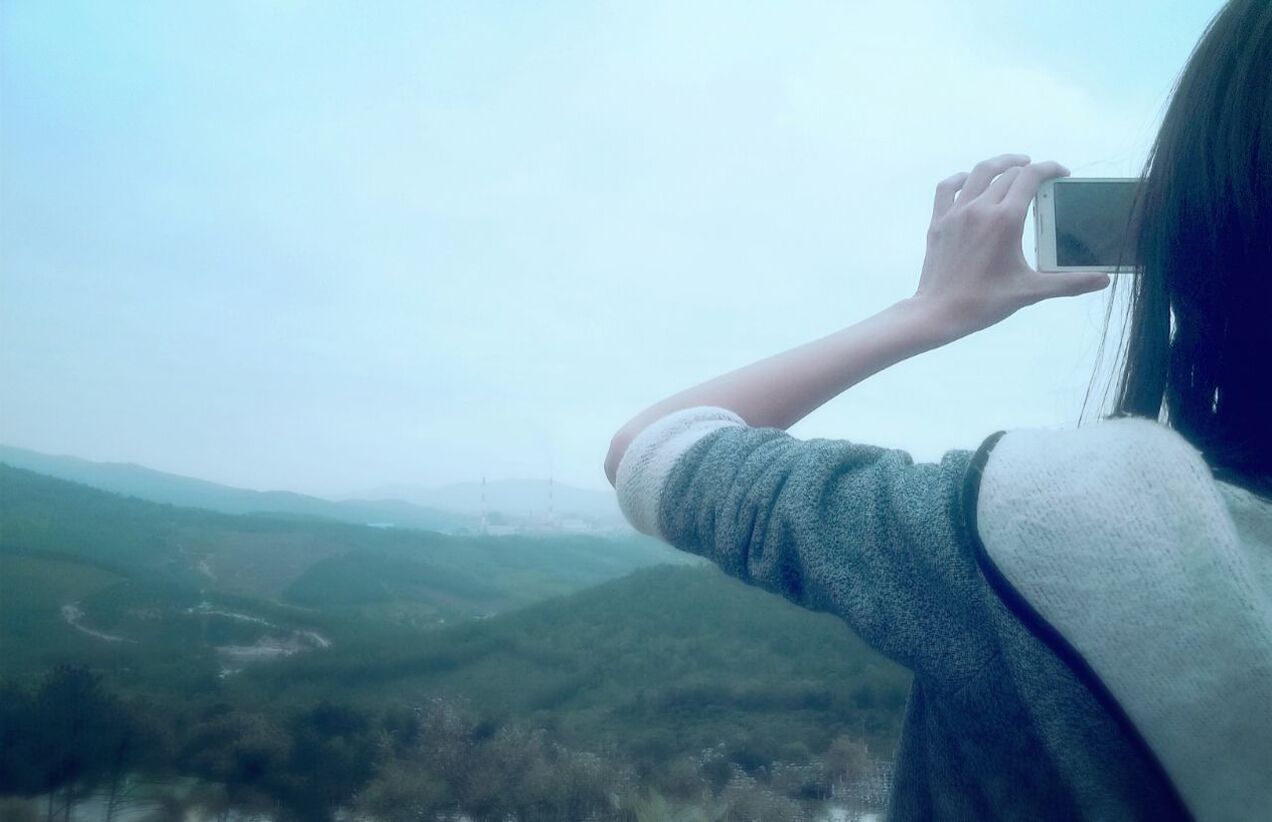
[954,153,1031,205]
[931,171,969,220]
[1002,161,1070,216]
[984,165,1024,203]
[932,154,1039,219]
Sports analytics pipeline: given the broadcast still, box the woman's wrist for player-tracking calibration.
[891,294,974,350]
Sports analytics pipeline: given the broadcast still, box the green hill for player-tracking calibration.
[0,553,125,670]
[0,463,697,671]
[0,444,473,532]
[238,564,912,767]
[0,464,692,635]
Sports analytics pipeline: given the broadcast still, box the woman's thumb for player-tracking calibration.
[1044,271,1112,299]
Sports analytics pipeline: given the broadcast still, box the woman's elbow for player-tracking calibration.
[604,431,630,488]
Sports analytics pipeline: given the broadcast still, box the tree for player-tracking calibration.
[0,679,40,797]
[28,665,137,822]
[180,708,288,820]
[821,734,871,796]
[277,701,378,821]
[100,696,163,822]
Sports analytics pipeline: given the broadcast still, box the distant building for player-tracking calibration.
[466,472,630,537]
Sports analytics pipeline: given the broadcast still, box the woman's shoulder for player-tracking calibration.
[968,416,1272,822]
[967,414,1242,581]
[1005,414,1200,460]
[975,416,1213,508]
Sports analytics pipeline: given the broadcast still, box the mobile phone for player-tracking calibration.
[1034,178,1141,273]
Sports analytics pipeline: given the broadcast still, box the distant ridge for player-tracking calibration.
[346,477,628,528]
[0,444,474,534]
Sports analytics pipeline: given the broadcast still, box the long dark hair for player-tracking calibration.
[1081,0,1272,499]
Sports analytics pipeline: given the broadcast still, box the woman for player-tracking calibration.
[604,1,1270,819]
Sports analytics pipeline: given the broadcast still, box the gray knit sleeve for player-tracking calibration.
[616,406,1000,685]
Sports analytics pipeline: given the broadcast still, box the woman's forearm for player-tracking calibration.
[605,155,1113,488]
[604,295,964,486]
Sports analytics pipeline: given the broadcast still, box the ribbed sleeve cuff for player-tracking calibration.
[614,406,747,539]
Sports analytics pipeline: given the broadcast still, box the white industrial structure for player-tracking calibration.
[477,473,614,536]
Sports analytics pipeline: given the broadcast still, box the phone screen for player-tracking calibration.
[1053,180,1140,267]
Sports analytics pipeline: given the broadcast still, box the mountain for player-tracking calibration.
[344,478,629,531]
[0,444,475,533]
[0,463,688,618]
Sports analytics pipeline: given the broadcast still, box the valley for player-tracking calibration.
[0,459,908,820]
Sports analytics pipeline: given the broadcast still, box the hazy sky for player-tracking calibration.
[1,1,1224,496]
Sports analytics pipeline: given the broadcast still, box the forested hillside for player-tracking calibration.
[0,463,684,612]
[0,463,909,820]
[239,564,911,766]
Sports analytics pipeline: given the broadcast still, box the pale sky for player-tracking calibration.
[0,1,1224,496]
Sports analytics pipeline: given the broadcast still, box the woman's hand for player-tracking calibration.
[911,153,1112,338]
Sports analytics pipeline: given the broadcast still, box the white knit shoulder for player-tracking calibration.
[975,417,1272,822]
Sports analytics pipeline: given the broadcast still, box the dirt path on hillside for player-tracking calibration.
[61,603,138,643]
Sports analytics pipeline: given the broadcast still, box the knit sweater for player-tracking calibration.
[613,406,1272,821]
